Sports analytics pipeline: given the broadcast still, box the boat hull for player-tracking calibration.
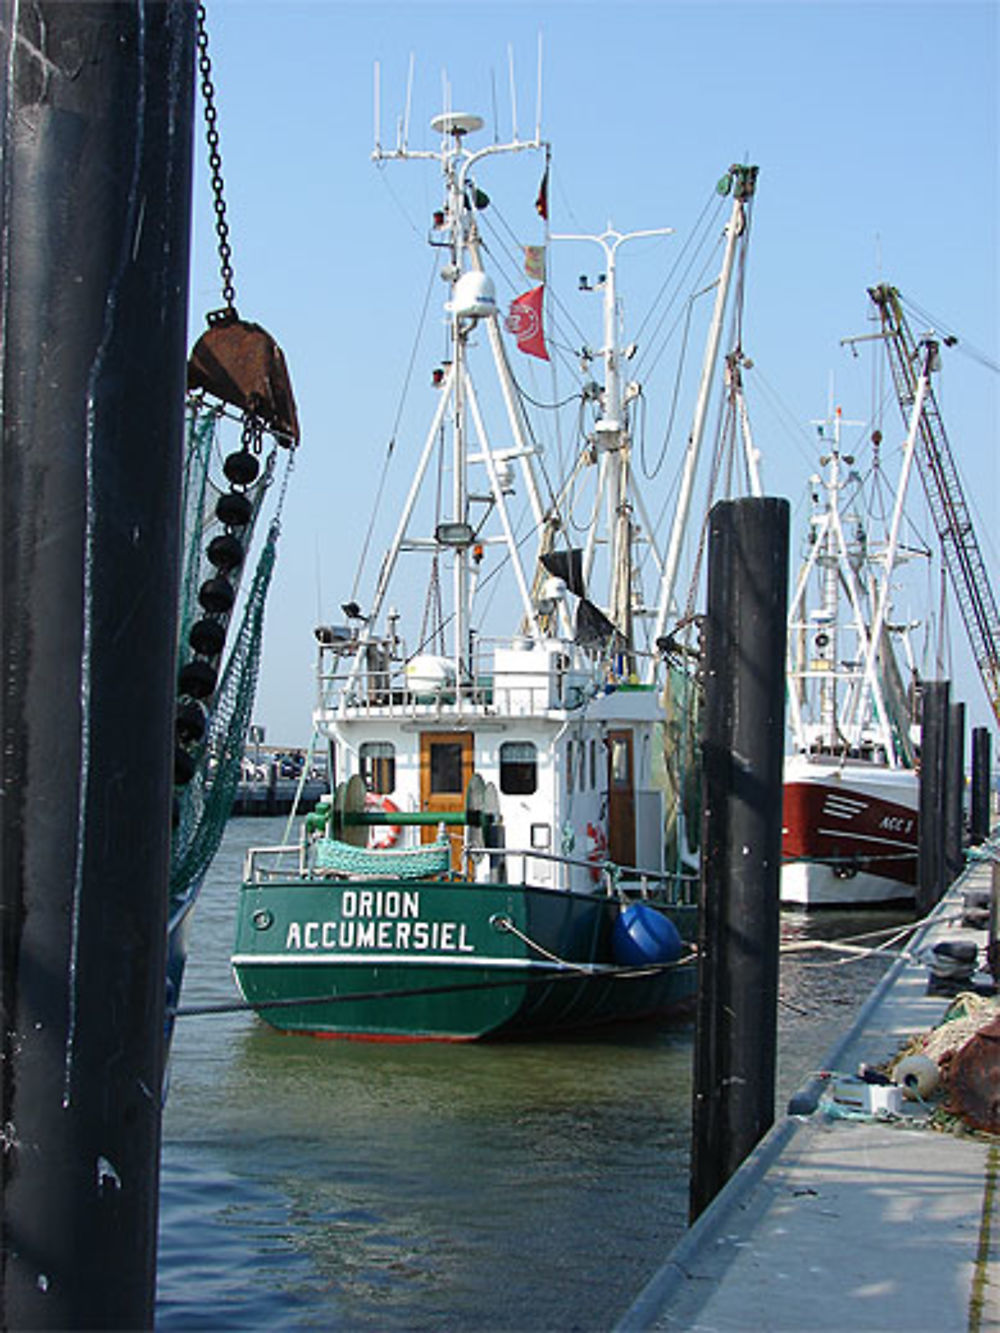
[781,757,919,907]
[232,877,696,1039]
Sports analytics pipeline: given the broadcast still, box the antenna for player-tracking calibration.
[373,61,381,153]
[402,52,414,151]
[508,44,518,141]
[535,32,543,143]
[441,67,452,127]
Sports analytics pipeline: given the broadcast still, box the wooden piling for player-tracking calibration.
[970,727,991,845]
[917,682,950,916]
[690,497,789,1222]
[944,702,966,880]
[989,861,1000,984]
[0,5,194,1326]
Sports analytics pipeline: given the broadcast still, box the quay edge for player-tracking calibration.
[616,842,1000,1331]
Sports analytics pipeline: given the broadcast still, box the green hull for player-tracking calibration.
[232,877,696,1040]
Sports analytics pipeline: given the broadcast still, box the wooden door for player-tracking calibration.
[607,729,636,869]
[419,732,474,868]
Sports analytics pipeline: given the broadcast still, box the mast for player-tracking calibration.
[786,405,901,762]
[648,166,757,675]
[551,225,673,656]
[336,104,549,710]
[848,349,931,756]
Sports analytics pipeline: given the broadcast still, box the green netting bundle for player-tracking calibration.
[314,839,451,880]
[169,405,284,920]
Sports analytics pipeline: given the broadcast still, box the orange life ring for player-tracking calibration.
[586,821,608,882]
[365,793,401,849]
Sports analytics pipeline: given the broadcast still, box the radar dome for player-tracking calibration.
[450,271,496,320]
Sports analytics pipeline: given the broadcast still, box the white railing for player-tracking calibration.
[315,635,604,720]
[243,836,697,907]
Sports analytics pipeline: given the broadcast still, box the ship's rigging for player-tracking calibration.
[869,284,1000,726]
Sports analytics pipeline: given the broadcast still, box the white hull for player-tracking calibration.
[780,859,915,908]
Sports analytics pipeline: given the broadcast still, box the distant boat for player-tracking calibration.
[231,104,759,1038]
[782,406,920,907]
[783,281,1000,908]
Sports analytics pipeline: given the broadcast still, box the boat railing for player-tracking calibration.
[243,837,698,908]
[494,846,699,907]
[243,843,308,883]
[315,635,609,719]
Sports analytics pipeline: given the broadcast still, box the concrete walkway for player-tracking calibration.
[618,849,999,1332]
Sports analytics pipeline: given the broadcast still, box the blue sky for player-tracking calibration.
[189,0,999,743]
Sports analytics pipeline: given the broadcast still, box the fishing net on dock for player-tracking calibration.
[892,993,1000,1137]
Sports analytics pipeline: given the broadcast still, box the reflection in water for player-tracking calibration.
[158,819,907,1329]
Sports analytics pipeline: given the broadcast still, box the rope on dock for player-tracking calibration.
[779,908,975,971]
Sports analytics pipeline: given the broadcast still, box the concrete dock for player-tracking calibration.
[619,845,999,1331]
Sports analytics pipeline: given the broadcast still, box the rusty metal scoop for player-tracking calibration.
[188,310,299,445]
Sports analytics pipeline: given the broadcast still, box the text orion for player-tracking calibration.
[284,888,474,954]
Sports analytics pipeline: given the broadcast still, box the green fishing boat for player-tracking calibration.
[232,92,758,1040]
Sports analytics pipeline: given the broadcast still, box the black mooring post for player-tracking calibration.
[690,497,789,1223]
[970,727,992,845]
[917,682,950,917]
[0,5,194,1328]
[988,860,1000,984]
[944,701,966,881]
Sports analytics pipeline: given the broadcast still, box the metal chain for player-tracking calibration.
[241,412,263,457]
[195,3,236,315]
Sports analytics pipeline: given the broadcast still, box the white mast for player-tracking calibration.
[551,225,673,644]
[847,344,933,752]
[339,98,549,707]
[648,166,757,675]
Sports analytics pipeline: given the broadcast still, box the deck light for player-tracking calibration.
[435,521,475,548]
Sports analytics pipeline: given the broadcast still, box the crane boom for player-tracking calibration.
[869,283,1000,725]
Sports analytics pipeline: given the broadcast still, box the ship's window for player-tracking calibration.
[429,741,464,794]
[610,735,631,788]
[500,741,537,795]
[590,738,597,790]
[579,738,587,790]
[566,740,574,795]
[360,741,395,795]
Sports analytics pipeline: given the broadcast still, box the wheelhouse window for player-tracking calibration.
[360,741,395,795]
[500,741,538,795]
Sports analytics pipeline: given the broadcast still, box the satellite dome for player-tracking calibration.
[450,271,497,320]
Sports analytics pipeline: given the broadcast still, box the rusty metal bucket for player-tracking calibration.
[188,310,299,444]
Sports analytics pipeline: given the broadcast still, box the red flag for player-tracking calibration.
[535,167,549,221]
[506,286,549,361]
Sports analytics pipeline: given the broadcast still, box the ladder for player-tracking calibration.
[869,283,1000,725]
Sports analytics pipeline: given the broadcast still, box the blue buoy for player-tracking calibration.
[612,901,683,967]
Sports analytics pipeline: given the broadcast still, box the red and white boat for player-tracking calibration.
[782,753,918,906]
[781,405,924,907]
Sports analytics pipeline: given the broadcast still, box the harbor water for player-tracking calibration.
[157,817,909,1330]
